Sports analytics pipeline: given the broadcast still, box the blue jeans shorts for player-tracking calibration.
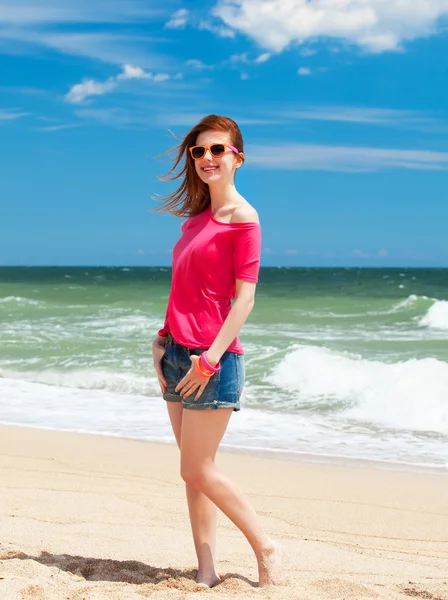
[161,334,245,411]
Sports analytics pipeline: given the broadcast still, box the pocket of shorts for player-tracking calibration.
[161,340,175,371]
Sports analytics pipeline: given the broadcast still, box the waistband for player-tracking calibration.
[166,333,199,353]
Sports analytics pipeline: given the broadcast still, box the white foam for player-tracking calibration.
[0,377,169,438]
[0,296,41,305]
[1,376,447,469]
[0,368,160,396]
[419,300,448,330]
[267,346,448,434]
[391,294,419,310]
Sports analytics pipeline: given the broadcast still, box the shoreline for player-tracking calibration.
[1,420,447,477]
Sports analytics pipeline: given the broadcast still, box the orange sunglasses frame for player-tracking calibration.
[189,143,240,160]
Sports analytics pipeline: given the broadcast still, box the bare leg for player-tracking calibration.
[180,409,283,587]
[167,403,221,587]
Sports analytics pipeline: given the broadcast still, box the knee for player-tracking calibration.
[180,464,212,491]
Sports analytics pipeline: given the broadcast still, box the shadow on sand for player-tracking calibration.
[2,550,257,589]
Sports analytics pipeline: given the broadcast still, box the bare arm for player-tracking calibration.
[207,203,260,365]
[206,279,256,366]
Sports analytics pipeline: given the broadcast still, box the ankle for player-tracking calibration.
[197,567,218,576]
[255,536,276,560]
[196,568,221,588]
[197,562,218,577]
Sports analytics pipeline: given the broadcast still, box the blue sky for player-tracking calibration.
[1,0,448,267]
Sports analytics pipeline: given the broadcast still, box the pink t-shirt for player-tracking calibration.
[159,205,261,354]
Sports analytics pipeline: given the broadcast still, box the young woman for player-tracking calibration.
[151,115,283,588]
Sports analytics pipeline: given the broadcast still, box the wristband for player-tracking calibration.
[194,358,214,378]
[200,352,220,373]
[158,328,169,337]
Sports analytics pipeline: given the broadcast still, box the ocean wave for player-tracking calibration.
[1,376,447,469]
[0,368,160,396]
[0,296,42,306]
[419,300,448,330]
[356,294,433,317]
[267,345,448,434]
[284,295,435,320]
[344,294,429,317]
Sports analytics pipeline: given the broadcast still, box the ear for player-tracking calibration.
[236,152,245,168]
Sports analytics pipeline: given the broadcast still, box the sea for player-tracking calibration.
[1,267,447,472]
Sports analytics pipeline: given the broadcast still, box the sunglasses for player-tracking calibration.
[189,143,240,160]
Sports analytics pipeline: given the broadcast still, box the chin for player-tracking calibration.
[200,174,220,184]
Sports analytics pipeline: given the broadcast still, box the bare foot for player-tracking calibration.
[257,540,285,587]
[196,570,222,588]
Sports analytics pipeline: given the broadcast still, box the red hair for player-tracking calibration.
[155,114,244,217]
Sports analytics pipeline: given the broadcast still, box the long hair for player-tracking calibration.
[154,114,244,218]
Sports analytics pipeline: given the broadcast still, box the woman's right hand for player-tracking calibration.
[152,335,168,395]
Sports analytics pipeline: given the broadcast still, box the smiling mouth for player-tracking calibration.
[202,166,219,173]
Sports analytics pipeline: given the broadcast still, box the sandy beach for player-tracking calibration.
[0,425,447,600]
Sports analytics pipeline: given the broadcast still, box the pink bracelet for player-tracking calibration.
[200,352,220,373]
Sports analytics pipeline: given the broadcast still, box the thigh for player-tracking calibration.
[180,408,233,472]
[167,402,183,448]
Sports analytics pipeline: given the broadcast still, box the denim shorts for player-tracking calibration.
[161,334,245,411]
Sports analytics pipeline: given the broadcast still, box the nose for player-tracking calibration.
[203,148,213,161]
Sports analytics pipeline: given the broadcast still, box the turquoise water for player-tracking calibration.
[1,267,447,469]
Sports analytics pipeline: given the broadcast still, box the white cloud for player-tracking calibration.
[0,29,172,67]
[213,0,448,53]
[246,142,448,171]
[186,59,214,70]
[65,64,178,103]
[117,64,151,80]
[226,51,271,74]
[298,67,311,76]
[230,52,249,63]
[0,108,29,120]
[378,248,389,257]
[353,249,370,258]
[165,10,235,37]
[153,73,171,82]
[0,2,173,67]
[165,8,189,29]
[66,78,117,103]
[198,19,235,38]
[230,52,271,64]
[37,123,81,132]
[0,86,46,96]
[0,0,161,25]
[270,105,448,133]
[254,52,271,63]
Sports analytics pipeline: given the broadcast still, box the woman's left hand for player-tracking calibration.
[175,355,212,400]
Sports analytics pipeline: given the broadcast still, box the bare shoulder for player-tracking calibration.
[230,202,260,224]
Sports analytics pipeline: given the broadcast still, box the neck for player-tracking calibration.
[209,181,239,212]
